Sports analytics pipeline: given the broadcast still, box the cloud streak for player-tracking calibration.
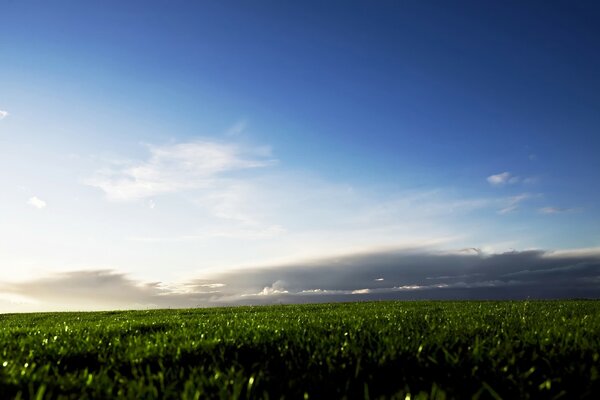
[497,193,532,215]
[0,110,8,120]
[85,141,275,201]
[539,206,576,215]
[2,248,599,312]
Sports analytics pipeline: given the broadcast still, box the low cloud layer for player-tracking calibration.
[2,249,599,312]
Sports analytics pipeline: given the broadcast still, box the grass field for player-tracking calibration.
[0,301,599,399]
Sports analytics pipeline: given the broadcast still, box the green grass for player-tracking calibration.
[1,301,599,399]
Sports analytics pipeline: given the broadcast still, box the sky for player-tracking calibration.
[1,0,599,311]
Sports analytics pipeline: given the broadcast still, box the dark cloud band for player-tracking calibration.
[2,249,599,312]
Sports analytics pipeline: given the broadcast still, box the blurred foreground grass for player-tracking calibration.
[1,300,599,399]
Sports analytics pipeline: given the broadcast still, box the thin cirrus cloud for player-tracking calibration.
[85,141,276,201]
[539,206,576,215]
[84,140,494,246]
[0,110,8,120]
[27,196,47,209]
[2,248,599,312]
[497,193,533,215]
[487,172,520,186]
[81,139,560,251]
[225,120,247,136]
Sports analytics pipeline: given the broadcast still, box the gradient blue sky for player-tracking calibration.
[1,1,599,310]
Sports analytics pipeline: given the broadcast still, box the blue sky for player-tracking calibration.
[1,1,599,310]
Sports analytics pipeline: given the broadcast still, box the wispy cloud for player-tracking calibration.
[0,110,8,120]
[27,196,47,209]
[497,193,532,214]
[85,140,275,201]
[2,248,599,311]
[128,224,286,242]
[487,172,520,186]
[86,140,495,248]
[522,177,539,184]
[80,139,559,265]
[539,206,576,215]
[225,120,247,136]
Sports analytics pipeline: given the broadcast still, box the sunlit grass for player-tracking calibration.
[0,300,599,399]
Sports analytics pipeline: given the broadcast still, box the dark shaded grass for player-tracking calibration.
[0,300,599,399]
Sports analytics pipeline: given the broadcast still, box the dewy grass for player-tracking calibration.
[0,301,599,399]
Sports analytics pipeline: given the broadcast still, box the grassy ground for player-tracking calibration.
[0,300,599,399]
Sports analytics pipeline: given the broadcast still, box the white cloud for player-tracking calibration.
[487,172,519,186]
[198,283,226,289]
[86,140,275,201]
[498,193,532,215]
[539,206,574,215]
[27,196,47,209]
[498,205,517,215]
[0,110,8,120]
[254,280,289,296]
